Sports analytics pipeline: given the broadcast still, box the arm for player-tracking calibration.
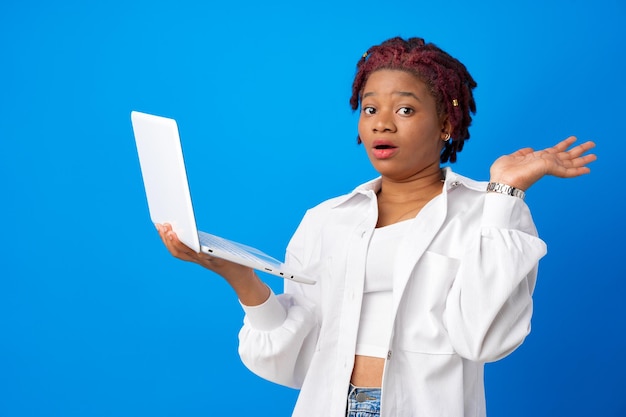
[155,216,320,388]
[444,193,546,362]
[155,223,270,306]
[237,210,321,388]
[444,137,596,362]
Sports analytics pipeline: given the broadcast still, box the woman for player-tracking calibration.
[157,37,596,417]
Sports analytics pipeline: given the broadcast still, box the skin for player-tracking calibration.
[358,70,450,228]
[156,68,597,389]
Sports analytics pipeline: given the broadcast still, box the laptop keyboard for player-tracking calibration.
[198,231,281,265]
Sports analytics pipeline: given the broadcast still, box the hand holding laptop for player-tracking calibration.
[155,223,272,306]
[131,111,315,286]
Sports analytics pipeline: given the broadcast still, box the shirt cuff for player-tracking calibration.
[240,290,288,331]
[482,191,528,229]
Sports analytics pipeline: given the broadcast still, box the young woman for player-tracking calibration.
[156,37,596,417]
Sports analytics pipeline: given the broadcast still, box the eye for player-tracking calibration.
[397,107,414,116]
[362,106,376,115]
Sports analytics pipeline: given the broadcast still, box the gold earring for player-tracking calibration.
[442,132,451,141]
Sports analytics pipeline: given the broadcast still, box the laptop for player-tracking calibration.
[130,111,315,285]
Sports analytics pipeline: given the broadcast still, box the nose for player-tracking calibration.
[373,110,396,132]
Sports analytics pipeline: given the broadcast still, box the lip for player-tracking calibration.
[371,139,398,159]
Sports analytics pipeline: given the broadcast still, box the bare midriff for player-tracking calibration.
[351,355,385,387]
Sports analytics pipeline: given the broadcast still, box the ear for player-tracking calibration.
[439,114,452,139]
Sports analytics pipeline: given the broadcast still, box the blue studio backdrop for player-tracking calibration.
[1,1,625,416]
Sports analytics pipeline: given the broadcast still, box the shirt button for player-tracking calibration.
[387,350,392,360]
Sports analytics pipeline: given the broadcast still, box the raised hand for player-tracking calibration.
[489,136,597,191]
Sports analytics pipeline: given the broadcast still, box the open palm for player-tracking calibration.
[489,136,597,191]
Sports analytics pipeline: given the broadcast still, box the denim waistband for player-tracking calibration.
[346,384,381,417]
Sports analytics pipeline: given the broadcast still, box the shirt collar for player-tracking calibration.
[330,167,484,209]
[329,177,380,208]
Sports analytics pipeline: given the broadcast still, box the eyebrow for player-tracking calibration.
[362,91,422,101]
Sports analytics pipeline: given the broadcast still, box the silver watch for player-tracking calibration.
[486,182,526,200]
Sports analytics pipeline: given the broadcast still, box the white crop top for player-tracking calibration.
[355,220,409,358]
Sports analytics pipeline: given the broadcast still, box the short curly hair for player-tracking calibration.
[350,37,477,163]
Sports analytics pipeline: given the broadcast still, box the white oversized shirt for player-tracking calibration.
[238,167,547,417]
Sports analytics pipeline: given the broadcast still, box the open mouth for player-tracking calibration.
[371,142,398,159]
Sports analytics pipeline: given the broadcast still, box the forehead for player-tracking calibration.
[362,69,430,94]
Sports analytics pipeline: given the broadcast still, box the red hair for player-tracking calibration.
[350,37,477,163]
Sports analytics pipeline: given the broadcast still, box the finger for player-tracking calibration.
[553,166,592,178]
[552,136,578,153]
[548,155,595,177]
[572,141,596,158]
[556,145,597,168]
[578,140,596,150]
[569,154,597,170]
[165,230,193,255]
[157,225,194,260]
[156,223,173,238]
[155,223,172,246]
[563,140,595,157]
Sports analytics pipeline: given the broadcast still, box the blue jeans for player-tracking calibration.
[346,384,381,417]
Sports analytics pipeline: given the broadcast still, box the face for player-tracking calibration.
[358,69,447,182]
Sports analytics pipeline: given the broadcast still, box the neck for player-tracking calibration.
[375,168,445,227]
[378,168,444,202]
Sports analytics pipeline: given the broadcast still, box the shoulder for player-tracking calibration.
[444,167,487,194]
[287,178,379,257]
[307,177,380,213]
[442,168,491,216]
[293,178,380,233]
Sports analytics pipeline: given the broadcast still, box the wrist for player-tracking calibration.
[228,271,271,306]
[486,182,526,200]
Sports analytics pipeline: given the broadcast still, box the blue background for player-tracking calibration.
[1,0,625,416]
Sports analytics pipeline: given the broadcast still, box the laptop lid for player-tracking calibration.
[130,111,316,285]
[131,111,201,252]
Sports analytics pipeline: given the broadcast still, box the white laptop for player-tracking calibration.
[131,111,315,285]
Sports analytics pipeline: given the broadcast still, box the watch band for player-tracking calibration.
[486,182,526,200]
